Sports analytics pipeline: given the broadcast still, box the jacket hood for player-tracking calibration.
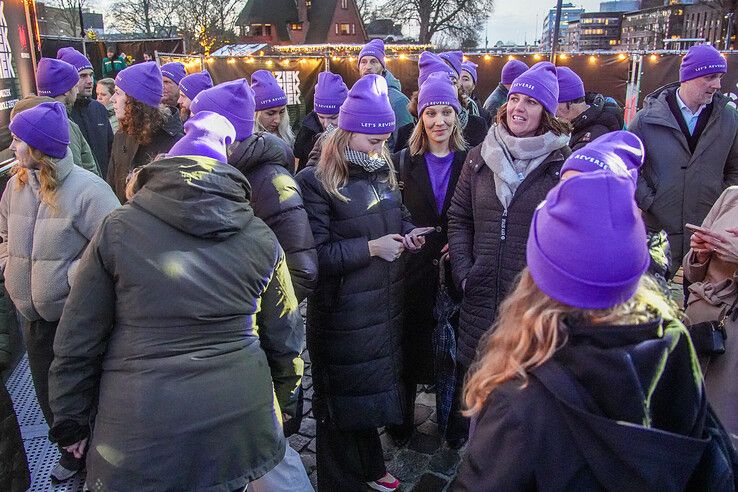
[130,156,253,240]
[573,93,623,134]
[536,318,715,490]
[384,69,402,92]
[228,131,293,174]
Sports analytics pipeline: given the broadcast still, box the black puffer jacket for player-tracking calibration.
[569,93,624,151]
[70,97,114,177]
[294,111,323,173]
[296,159,414,430]
[393,114,489,152]
[448,144,569,368]
[392,149,465,384]
[229,132,318,302]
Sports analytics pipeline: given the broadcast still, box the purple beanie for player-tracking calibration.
[339,74,395,134]
[358,39,385,69]
[509,61,559,115]
[10,102,70,159]
[314,71,348,115]
[680,44,727,83]
[191,79,255,142]
[251,70,288,111]
[561,131,644,181]
[36,58,79,98]
[179,71,213,101]
[168,111,236,162]
[115,62,163,108]
[56,47,92,72]
[501,59,529,85]
[439,51,463,78]
[461,61,478,83]
[160,62,186,84]
[556,66,585,103]
[527,171,649,309]
[418,51,457,88]
[418,72,461,115]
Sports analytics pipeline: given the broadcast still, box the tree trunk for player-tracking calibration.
[418,0,432,43]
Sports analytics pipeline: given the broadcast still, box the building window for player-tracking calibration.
[341,0,348,8]
[290,23,302,30]
[338,23,351,35]
[351,23,355,34]
[251,23,273,36]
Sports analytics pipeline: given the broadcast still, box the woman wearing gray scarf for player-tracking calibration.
[445,62,571,448]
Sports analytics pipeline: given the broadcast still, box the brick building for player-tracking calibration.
[236,0,367,45]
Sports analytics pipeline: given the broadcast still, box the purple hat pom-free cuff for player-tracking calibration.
[160,62,186,84]
[358,39,386,68]
[526,172,649,310]
[509,61,560,116]
[190,79,256,142]
[115,62,163,108]
[556,66,585,103]
[251,70,288,111]
[501,59,529,85]
[9,101,70,159]
[418,72,461,115]
[680,44,727,82]
[338,74,395,134]
[56,47,93,72]
[36,58,79,98]
[314,71,348,115]
[560,131,644,180]
[179,71,213,101]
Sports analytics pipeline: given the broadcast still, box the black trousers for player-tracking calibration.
[23,318,83,471]
[315,419,385,491]
[446,364,470,442]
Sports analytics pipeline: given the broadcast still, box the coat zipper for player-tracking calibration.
[494,208,508,310]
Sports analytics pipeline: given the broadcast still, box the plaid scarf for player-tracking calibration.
[344,148,388,173]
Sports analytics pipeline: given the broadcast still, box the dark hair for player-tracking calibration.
[566,96,586,105]
[496,102,572,137]
[119,97,167,146]
[407,90,419,118]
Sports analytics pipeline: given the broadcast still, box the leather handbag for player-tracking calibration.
[688,295,738,356]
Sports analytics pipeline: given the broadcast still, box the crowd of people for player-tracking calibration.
[1,38,738,492]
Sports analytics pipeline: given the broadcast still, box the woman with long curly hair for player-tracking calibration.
[0,102,119,481]
[297,75,431,492]
[106,62,183,202]
[455,141,733,490]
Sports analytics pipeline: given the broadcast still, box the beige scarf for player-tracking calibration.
[481,123,569,209]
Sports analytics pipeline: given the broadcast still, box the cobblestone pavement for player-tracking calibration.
[294,350,462,491]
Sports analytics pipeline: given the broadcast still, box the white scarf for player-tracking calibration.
[481,123,569,209]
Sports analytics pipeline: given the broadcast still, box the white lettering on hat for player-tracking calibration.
[424,100,455,106]
[572,153,609,170]
[694,63,727,72]
[511,82,536,90]
[261,96,287,104]
[360,121,394,128]
[314,102,338,110]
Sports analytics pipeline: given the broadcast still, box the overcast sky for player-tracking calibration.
[88,0,605,45]
[484,0,603,46]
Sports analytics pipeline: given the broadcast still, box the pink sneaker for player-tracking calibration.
[367,473,400,491]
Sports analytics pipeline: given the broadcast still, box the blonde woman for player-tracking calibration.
[388,72,467,444]
[296,75,430,492]
[0,102,119,481]
[252,70,295,146]
[456,168,731,490]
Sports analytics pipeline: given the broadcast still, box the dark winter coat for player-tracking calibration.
[629,83,738,271]
[454,318,736,492]
[229,132,318,302]
[448,144,569,368]
[70,97,114,177]
[392,149,465,383]
[393,115,489,153]
[569,93,624,151]
[294,111,323,173]
[106,111,184,202]
[483,83,509,115]
[296,159,414,430]
[49,156,304,491]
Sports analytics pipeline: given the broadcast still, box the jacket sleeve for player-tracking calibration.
[258,245,305,418]
[392,95,414,129]
[294,124,316,169]
[627,114,656,212]
[250,168,318,302]
[454,388,534,491]
[73,180,121,242]
[70,121,100,176]
[723,114,738,188]
[682,189,729,283]
[571,124,611,152]
[447,157,475,289]
[297,170,372,277]
[48,215,117,446]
